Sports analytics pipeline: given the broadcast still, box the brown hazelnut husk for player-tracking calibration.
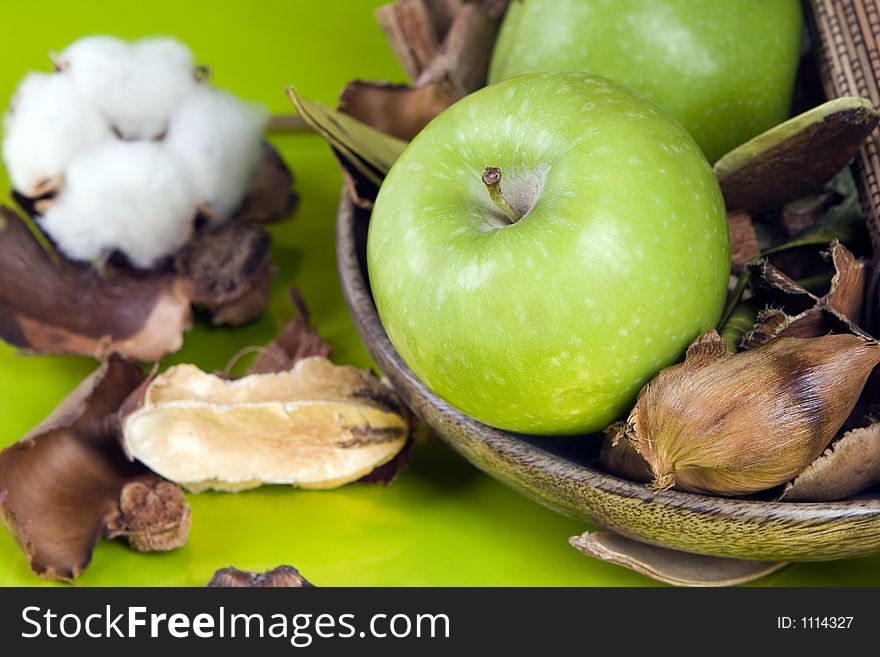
[615,331,880,496]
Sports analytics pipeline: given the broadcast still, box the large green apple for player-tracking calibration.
[489,0,803,163]
[367,72,730,435]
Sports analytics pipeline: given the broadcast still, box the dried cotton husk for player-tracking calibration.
[616,331,880,496]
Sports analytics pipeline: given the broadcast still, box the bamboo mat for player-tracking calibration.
[809,0,880,249]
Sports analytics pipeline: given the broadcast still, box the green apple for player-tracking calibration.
[367,72,729,435]
[489,0,803,163]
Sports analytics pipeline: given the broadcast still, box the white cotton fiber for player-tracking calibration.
[165,85,269,219]
[62,35,197,139]
[3,34,272,270]
[2,72,112,195]
[39,141,198,268]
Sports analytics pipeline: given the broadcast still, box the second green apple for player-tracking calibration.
[489,0,803,163]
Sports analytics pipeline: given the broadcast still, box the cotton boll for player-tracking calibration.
[63,35,197,139]
[2,72,112,196]
[60,35,132,121]
[122,37,198,138]
[166,86,269,219]
[132,37,194,73]
[39,141,198,269]
[59,35,130,80]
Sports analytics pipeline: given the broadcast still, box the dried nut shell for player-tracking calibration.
[622,331,880,496]
[714,96,880,214]
[569,531,787,587]
[103,480,191,552]
[207,565,314,588]
[121,357,411,492]
[780,423,880,502]
[174,221,273,327]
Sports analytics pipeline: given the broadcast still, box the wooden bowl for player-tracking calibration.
[336,193,880,562]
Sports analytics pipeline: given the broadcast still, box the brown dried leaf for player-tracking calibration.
[247,288,332,375]
[428,0,466,31]
[339,80,460,142]
[0,357,191,580]
[174,221,273,327]
[728,210,760,269]
[207,565,314,588]
[780,422,880,502]
[0,207,192,361]
[334,148,382,210]
[743,242,867,348]
[569,531,787,587]
[714,96,880,214]
[121,357,411,492]
[623,331,880,496]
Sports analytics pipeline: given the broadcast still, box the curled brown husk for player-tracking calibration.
[618,331,880,496]
[0,207,191,361]
[0,356,191,580]
[742,241,867,349]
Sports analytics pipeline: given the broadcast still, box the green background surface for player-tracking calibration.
[0,0,878,586]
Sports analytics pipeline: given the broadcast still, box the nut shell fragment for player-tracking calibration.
[780,423,880,502]
[121,357,411,492]
[569,531,787,587]
[0,357,191,580]
[207,565,314,588]
[714,96,880,214]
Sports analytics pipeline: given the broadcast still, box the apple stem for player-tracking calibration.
[482,167,522,224]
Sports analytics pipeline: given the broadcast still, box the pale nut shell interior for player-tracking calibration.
[122,357,410,492]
